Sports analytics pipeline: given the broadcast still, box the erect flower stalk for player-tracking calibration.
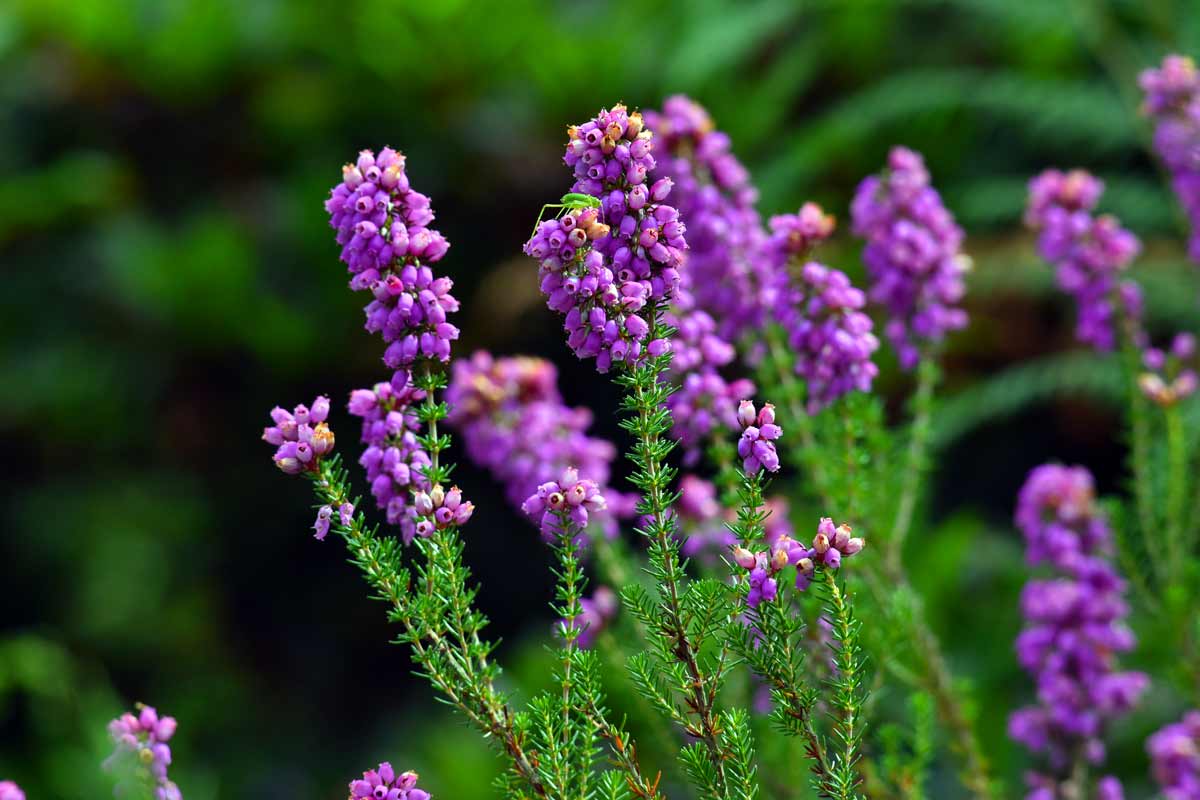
[616,302,731,794]
[306,454,548,797]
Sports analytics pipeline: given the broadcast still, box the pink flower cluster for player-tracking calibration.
[521,467,608,543]
[732,518,864,607]
[103,705,181,800]
[735,400,782,474]
[349,762,430,800]
[263,396,335,475]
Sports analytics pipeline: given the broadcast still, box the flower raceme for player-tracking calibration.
[1141,55,1200,264]
[1009,464,1148,798]
[325,147,458,388]
[1025,169,1141,351]
[733,517,865,607]
[104,705,181,800]
[525,104,683,373]
[263,395,335,475]
[851,146,969,368]
[521,467,607,542]
[735,399,782,473]
[349,762,430,800]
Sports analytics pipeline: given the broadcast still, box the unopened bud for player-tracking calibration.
[732,546,756,570]
[813,533,830,555]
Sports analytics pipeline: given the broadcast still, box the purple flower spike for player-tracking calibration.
[851,146,969,368]
[1140,55,1200,264]
[644,95,770,342]
[772,252,880,413]
[0,783,24,800]
[526,104,685,373]
[1148,710,1200,800]
[103,704,181,800]
[349,763,429,800]
[325,148,459,388]
[1024,169,1141,351]
[1009,464,1148,788]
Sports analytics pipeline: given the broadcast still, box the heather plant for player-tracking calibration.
[31,50,1200,800]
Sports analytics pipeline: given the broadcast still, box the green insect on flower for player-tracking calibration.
[530,192,602,238]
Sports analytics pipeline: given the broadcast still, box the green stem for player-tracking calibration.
[888,356,938,578]
[309,459,547,797]
[1121,323,1166,586]
[555,522,585,797]
[821,569,866,800]
[618,303,728,796]
[1165,405,1187,577]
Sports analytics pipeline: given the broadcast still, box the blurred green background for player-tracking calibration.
[2,0,1200,797]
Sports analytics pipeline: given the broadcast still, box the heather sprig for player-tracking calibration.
[103,704,182,800]
[348,763,429,800]
[1140,54,1200,264]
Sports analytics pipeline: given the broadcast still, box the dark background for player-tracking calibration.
[2,0,1199,797]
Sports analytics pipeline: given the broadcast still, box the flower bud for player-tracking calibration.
[833,523,852,550]
[736,400,757,428]
[813,532,830,555]
[732,546,757,570]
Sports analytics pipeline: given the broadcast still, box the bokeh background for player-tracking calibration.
[3,0,1200,797]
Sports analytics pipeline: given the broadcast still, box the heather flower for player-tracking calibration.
[1139,331,1198,406]
[561,586,619,649]
[262,396,335,475]
[446,352,625,536]
[314,505,333,540]
[1025,170,1141,351]
[349,762,429,800]
[0,783,23,800]
[735,400,782,474]
[1140,55,1200,264]
[410,484,475,537]
[733,517,863,605]
[525,104,684,373]
[644,95,770,342]
[1009,465,1148,788]
[771,248,880,412]
[521,467,608,543]
[348,381,432,542]
[1148,710,1200,800]
[325,147,459,387]
[851,146,969,368]
[104,705,182,800]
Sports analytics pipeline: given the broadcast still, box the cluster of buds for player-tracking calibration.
[263,396,335,475]
[733,518,864,606]
[735,400,782,473]
[1139,332,1198,407]
[521,467,608,543]
[349,762,429,800]
[411,484,476,536]
[103,705,181,800]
